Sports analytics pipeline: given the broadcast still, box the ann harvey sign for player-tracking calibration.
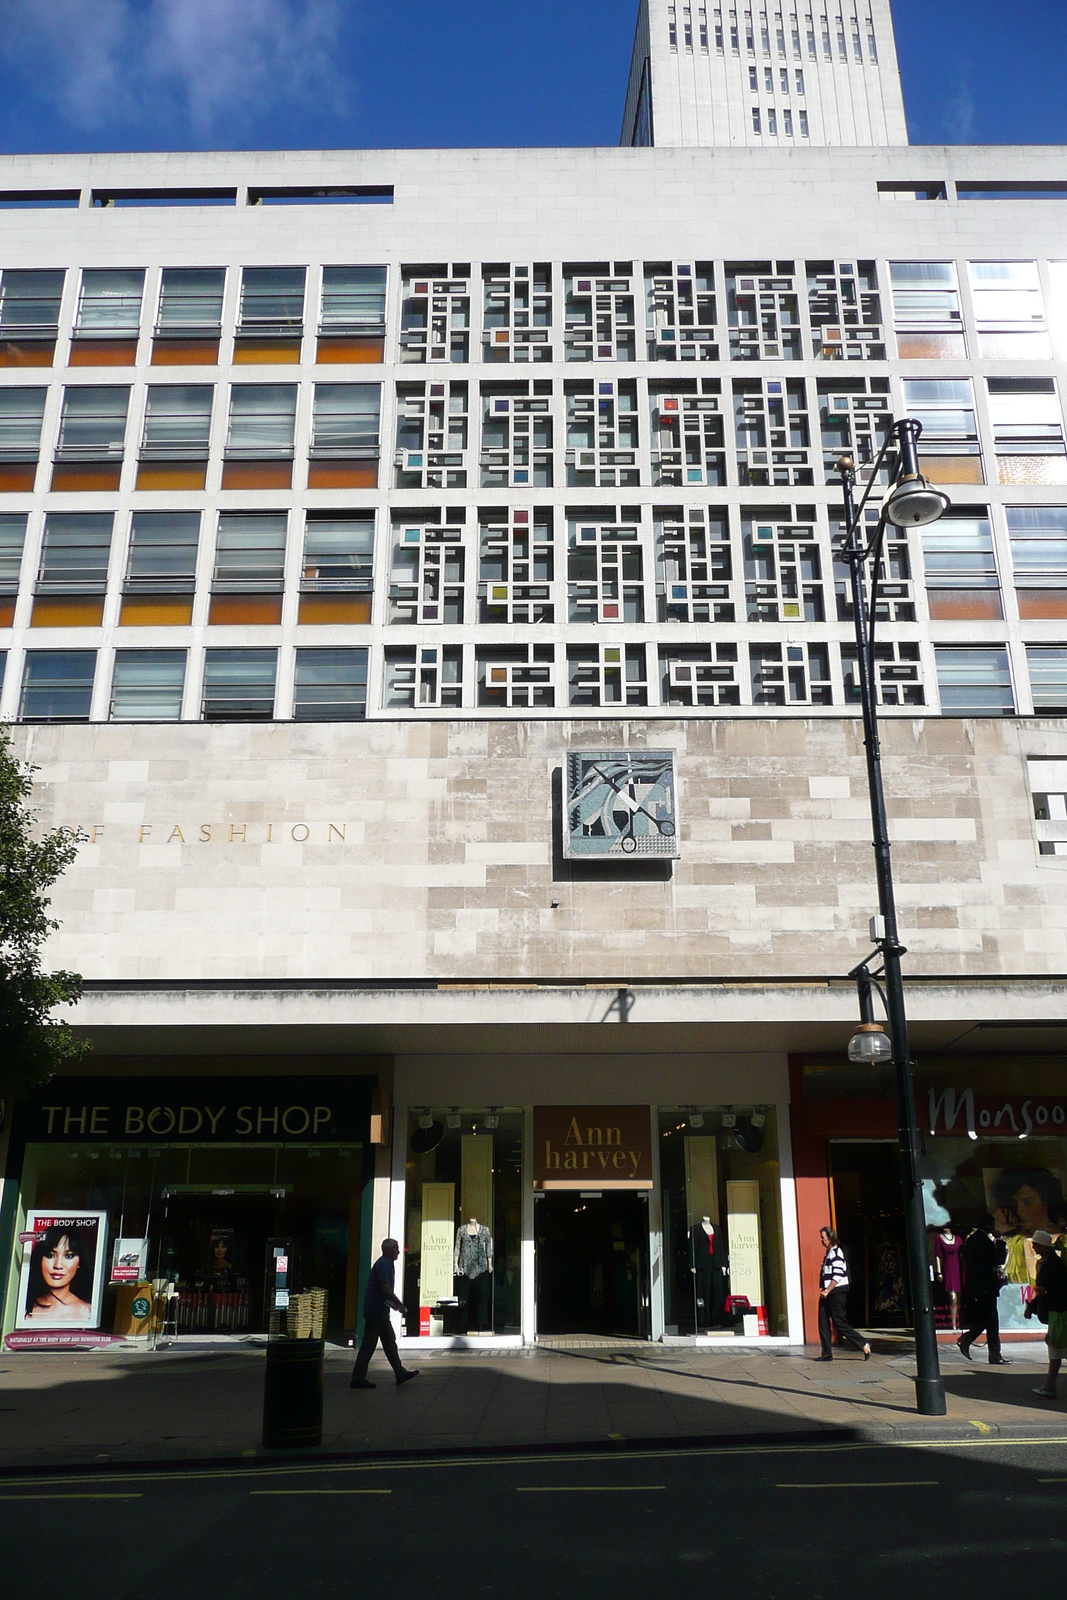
[24,1077,373,1145]
[533,1105,654,1189]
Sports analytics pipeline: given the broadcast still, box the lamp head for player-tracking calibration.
[884,472,952,528]
[847,1023,893,1064]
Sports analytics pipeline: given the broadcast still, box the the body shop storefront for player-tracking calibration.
[1,1074,375,1350]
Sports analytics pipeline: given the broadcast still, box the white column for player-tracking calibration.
[648,1104,665,1341]
[521,1105,536,1344]
[776,1094,805,1343]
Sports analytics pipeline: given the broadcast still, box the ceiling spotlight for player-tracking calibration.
[688,1111,705,1129]
[721,1110,737,1129]
[751,1110,766,1129]
[484,1111,500,1131]
[417,1112,434,1131]
[446,1110,462,1130]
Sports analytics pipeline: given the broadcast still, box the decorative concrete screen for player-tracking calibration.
[564,749,679,858]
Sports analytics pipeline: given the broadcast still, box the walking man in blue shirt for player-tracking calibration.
[350,1238,419,1390]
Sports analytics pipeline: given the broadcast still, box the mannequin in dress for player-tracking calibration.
[688,1215,727,1329]
[454,1215,494,1332]
[934,1223,964,1330]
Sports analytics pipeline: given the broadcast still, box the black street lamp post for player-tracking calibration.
[838,418,949,1417]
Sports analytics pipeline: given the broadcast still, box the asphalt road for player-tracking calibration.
[2,1437,1066,1598]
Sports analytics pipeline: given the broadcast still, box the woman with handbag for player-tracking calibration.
[816,1227,871,1361]
[1026,1230,1067,1400]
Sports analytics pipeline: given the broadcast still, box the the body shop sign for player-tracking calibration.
[533,1105,654,1189]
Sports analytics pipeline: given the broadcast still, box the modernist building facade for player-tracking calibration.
[1,1,1065,1354]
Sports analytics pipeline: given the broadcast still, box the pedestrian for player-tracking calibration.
[817,1226,871,1361]
[1026,1229,1067,1400]
[350,1238,419,1390]
[958,1215,1010,1365]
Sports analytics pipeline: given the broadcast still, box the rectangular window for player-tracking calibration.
[764,65,773,90]
[783,107,793,135]
[780,66,788,91]
[383,645,462,708]
[795,67,804,91]
[752,106,761,133]
[0,269,64,365]
[299,512,374,624]
[967,261,1049,359]
[152,267,225,365]
[209,512,287,626]
[890,261,966,358]
[767,107,777,135]
[986,377,1067,486]
[1007,506,1067,619]
[222,384,297,489]
[235,266,305,362]
[1027,647,1067,714]
[33,512,112,627]
[749,64,758,88]
[52,386,129,491]
[567,644,648,707]
[750,642,832,705]
[293,647,368,721]
[317,265,387,363]
[900,379,982,484]
[201,648,277,721]
[0,513,26,624]
[0,387,45,490]
[110,649,186,721]
[120,511,200,626]
[308,383,380,488]
[934,647,1014,716]
[136,384,213,490]
[71,269,144,365]
[20,650,96,721]
[799,108,808,136]
[921,509,1002,620]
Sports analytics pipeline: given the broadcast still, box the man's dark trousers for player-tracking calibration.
[351,1312,405,1383]
[960,1295,1002,1362]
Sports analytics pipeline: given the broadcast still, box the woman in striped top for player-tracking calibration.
[817,1227,871,1361]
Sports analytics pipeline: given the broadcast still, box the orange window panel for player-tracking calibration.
[307,461,378,490]
[208,594,283,625]
[221,460,292,490]
[0,342,54,368]
[50,462,123,492]
[0,599,15,627]
[315,336,385,365]
[895,333,967,359]
[297,594,371,625]
[233,339,301,365]
[119,595,195,626]
[0,463,38,492]
[69,339,138,367]
[1018,590,1067,620]
[31,595,105,628]
[151,338,220,366]
[926,590,1003,621]
[135,462,207,491]
[918,454,984,485]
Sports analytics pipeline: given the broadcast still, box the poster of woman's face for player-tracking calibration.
[15,1212,108,1330]
[984,1168,1067,1238]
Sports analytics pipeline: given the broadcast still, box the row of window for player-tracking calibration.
[1,258,1063,368]
[668,3,878,66]
[750,106,809,139]
[0,640,1055,721]
[2,373,1064,494]
[2,503,1064,629]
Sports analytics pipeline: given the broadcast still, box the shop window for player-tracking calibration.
[934,646,1014,716]
[734,376,812,485]
[750,641,832,705]
[565,379,640,488]
[655,506,734,623]
[659,642,740,706]
[986,377,1067,487]
[0,386,45,491]
[234,266,305,362]
[644,261,718,362]
[1027,647,1067,715]
[808,260,884,360]
[899,378,983,485]
[399,265,470,364]
[481,263,552,363]
[221,383,296,489]
[308,383,380,488]
[968,261,1050,360]
[51,385,129,492]
[120,511,199,627]
[563,264,636,363]
[209,512,287,626]
[136,384,213,490]
[152,266,225,365]
[0,513,27,626]
[478,507,554,623]
[658,1108,787,1337]
[389,513,465,625]
[841,641,924,707]
[299,512,374,625]
[403,1109,523,1338]
[889,261,966,358]
[20,649,96,721]
[32,512,112,628]
[921,508,1002,620]
[480,383,554,489]
[1007,506,1067,619]
[317,265,387,363]
[293,647,368,720]
[567,510,645,623]
[382,645,462,709]
[0,268,64,366]
[394,380,468,489]
[476,644,554,708]
[743,507,824,621]
[110,649,186,721]
[70,268,144,365]
[201,647,277,721]
[649,381,725,487]
[567,643,648,706]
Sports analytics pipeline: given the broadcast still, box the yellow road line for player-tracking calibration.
[777,1480,939,1489]
[250,1488,392,1496]
[0,1492,143,1501]
[516,1485,666,1493]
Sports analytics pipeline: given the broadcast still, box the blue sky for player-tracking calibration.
[0,0,1063,154]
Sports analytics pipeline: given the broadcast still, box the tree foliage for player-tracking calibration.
[0,727,89,1103]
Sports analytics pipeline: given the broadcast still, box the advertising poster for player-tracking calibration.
[110,1237,150,1285]
[15,1211,108,1332]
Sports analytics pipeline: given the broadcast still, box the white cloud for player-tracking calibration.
[943,81,976,144]
[0,0,351,142]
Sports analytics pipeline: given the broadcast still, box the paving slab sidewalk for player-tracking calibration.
[1,1338,1064,1473]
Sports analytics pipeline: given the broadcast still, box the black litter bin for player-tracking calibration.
[262,1338,324,1449]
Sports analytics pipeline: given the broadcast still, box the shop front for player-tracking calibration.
[390,1055,801,1347]
[1,1073,376,1350]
